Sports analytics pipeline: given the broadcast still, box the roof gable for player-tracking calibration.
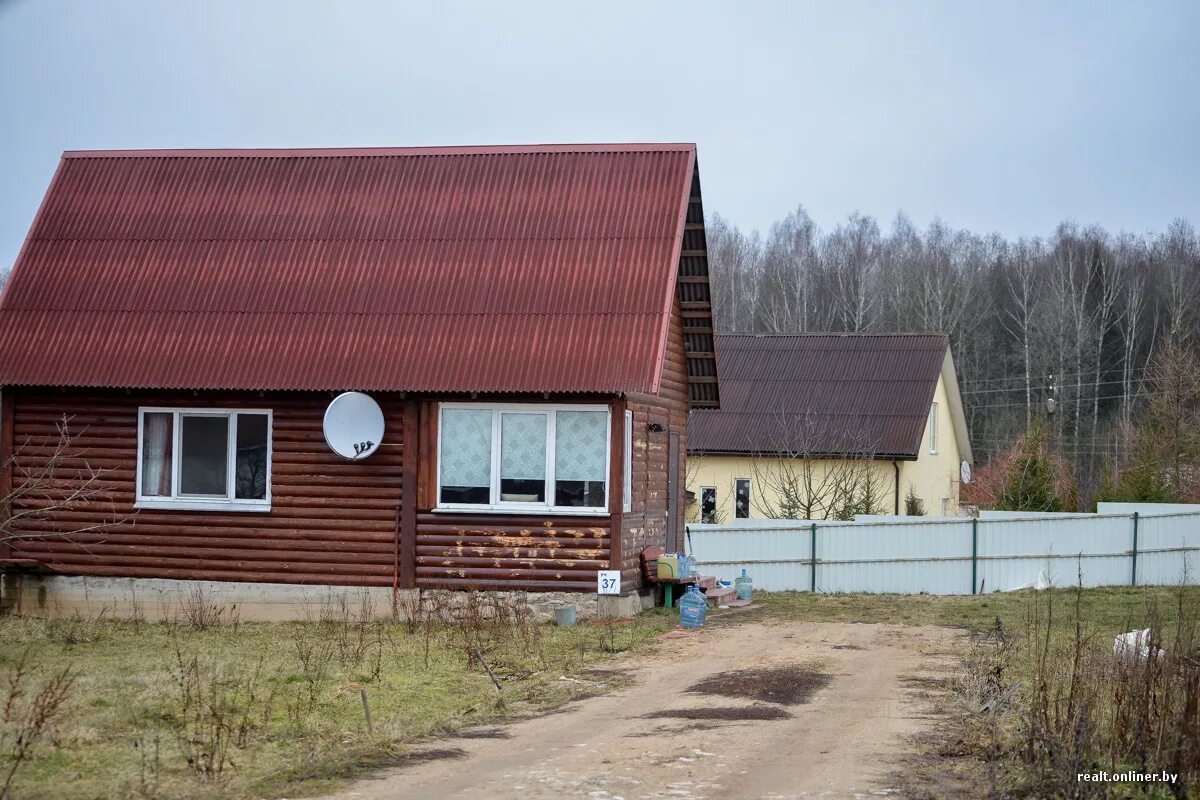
[0,144,717,398]
[688,333,949,459]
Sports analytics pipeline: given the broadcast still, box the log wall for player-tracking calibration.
[5,389,616,593]
[620,295,691,588]
[7,389,404,586]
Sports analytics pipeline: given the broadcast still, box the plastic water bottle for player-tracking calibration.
[679,584,707,628]
[685,554,697,579]
[734,569,753,602]
[676,551,690,578]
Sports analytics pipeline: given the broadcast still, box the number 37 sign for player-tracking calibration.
[596,570,621,595]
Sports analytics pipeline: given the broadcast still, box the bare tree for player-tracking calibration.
[747,412,888,520]
[2,416,131,548]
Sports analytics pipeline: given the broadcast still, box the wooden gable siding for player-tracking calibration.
[619,295,690,587]
[6,389,404,586]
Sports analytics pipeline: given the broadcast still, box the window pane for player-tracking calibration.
[735,479,751,519]
[439,408,492,504]
[555,410,607,507]
[701,487,717,524]
[500,413,546,502]
[235,413,269,500]
[180,416,229,497]
[140,412,174,497]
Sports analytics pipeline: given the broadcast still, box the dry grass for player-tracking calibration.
[753,586,1200,798]
[0,590,675,800]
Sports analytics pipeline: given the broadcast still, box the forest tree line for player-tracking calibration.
[704,208,1200,508]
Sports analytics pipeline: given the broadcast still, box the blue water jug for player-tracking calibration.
[676,551,690,578]
[679,584,707,628]
[685,554,697,579]
[735,569,753,602]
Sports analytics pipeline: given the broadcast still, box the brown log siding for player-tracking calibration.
[414,512,609,591]
[6,389,616,592]
[8,389,404,586]
[620,295,690,587]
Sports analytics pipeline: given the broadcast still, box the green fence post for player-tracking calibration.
[971,517,979,595]
[810,522,817,593]
[1131,512,1139,587]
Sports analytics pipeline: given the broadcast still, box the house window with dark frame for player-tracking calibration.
[137,408,272,512]
[701,486,717,523]
[735,478,751,519]
[437,403,610,513]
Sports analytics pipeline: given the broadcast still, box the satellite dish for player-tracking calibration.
[323,392,385,461]
[960,461,972,484]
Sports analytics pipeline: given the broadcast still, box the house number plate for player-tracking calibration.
[596,570,621,595]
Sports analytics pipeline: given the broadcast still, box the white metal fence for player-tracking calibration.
[687,511,1200,595]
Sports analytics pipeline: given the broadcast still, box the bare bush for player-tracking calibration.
[166,639,269,781]
[1,415,132,546]
[174,584,239,631]
[0,651,75,799]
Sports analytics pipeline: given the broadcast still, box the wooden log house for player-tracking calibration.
[0,144,719,600]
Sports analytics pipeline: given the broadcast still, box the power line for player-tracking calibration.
[963,392,1130,410]
[960,377,1144,396]
[955,364,1152,389]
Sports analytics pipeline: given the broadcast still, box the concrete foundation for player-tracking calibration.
[0,574,653,623]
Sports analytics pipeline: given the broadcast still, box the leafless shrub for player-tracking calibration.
[286,622,337,724]
[1,415,133,547]
[971,578,1200,798]
[45,607,111,645]
[174,585,239,631]
[445,591,542,670]
[0,651,75,799]
[166,638,269,781]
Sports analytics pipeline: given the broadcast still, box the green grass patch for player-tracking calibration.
[0,600,676,800]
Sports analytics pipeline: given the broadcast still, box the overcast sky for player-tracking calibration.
[2,0,1198,268]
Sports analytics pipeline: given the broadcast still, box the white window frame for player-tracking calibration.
[734,477,751,520]
[622,409,633,512]
[929,402,939,454]
[435,402,611,516]
[135,407,273,513]
[700,486,717,523]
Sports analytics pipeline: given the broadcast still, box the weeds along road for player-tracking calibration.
[325,617,963,800]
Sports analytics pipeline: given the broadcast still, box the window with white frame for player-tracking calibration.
[137,408,272,511]
[928,402,939,453]
[438,403,610,513]
[622,410,633,512]
[735,478,751,519]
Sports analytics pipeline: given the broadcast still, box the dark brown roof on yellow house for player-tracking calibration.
[688,333,950,460]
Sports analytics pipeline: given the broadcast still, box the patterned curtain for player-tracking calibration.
[555,411,607,483]
[439,408,492,489]
[500,413,547,480]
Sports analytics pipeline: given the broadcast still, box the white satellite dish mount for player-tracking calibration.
[323,392,385,461]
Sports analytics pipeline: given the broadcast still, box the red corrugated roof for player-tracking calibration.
[0,144,698,394]
[688,333,949,459]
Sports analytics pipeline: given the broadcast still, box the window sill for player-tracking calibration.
[135,499,272,513]
[432,505,609,517]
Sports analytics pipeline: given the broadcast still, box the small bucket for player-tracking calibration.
[554,606,577,627]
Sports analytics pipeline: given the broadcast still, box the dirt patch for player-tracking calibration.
[394,747,467,768]
[686,665,833,705]
[642,704,792,721]
[832,643,864,650]
[453,728,510,740]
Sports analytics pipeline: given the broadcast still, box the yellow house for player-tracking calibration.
[687,333,972,521]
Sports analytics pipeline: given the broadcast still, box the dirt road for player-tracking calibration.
[326,618,962,800]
